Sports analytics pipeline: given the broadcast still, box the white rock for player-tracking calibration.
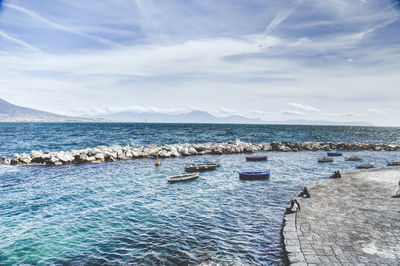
[95,153,105,161]
[181,148,190,156]
[71,150,81,158]
[188,147,198,155]
[80,154,89,162]
[43,153,51,160]
[115,150,124,159]
[278,145,291,152]
[92,148,102,155]
[30,150,43,159]
[131,151,141,158]
[125,151,133,158]
[20,155,32,164]
[87,156,96,162]
[170,149,181,157]
[56,153,71,163]
[50,156,60,164]
[159,150,171,158]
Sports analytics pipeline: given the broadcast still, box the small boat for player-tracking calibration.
[239,171,270,180]
[246,155,267,161]
[168,172,199,183]
[198,161,220,167]
[345,155,362,161]
[356,163,374,169]
[185,163,217,172]
[387,161,400,166]
[318,157,334,163]
[327,151,342,157]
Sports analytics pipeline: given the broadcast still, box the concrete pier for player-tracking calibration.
[282,168,400,265]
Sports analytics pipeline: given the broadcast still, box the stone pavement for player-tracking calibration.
[282,167,400,265]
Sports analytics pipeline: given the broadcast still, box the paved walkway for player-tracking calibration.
[282,168,400,265]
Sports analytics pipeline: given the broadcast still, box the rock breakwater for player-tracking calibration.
[1,141,400,166]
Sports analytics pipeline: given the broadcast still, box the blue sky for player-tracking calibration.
[0,0,399,125]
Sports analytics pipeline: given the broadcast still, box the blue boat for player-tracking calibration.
[239,171,270,180]
[327,151,342,157]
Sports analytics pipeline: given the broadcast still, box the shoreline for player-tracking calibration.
[281,167,400,265]
[1,141,400,166]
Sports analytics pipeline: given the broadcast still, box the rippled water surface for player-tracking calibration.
[1,123,400,157]
[1,123,400,265]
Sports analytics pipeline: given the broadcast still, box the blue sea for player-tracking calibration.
[1,123,400,265]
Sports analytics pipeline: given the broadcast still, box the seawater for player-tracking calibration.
[1,123,400,157]
[1,123,400,265]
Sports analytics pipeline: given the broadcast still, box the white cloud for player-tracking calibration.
[289,103,320,112]
[75,105,191,116]
[4,3,123,48]
[217,107,236,114]
[248,110,269,115]
[0,35,284,77]
[325,112,359,117]
[282,110,305,116]
[0,30,42,52]
[265,1,301,34]
[368,108,386,114]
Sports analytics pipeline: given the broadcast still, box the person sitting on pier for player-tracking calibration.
[299,187,311,198]
[330,171,341,179]
[285,199,301,214]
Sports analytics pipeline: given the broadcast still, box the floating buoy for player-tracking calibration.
[154,152,160,166]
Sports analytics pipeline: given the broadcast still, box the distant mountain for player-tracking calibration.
[0,98,375,126]
[86,110,375,126]
[93,110,266,124]
[0,98,99,122]
[271,119,374,127]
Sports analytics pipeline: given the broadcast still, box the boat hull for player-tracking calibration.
[185,164,217,172]
[246,156,267,161]
[198,161,220,167]
[318,157,333,163]
[168,172,199,183]
[327,152,342,157]
[356,164,374,169]
[239,171,270,181]
[345,156,362,161]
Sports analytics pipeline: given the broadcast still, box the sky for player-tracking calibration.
[0,0,399,125]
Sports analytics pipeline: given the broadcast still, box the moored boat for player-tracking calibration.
[239,171,270,180]
[345,155,362,161]
[356,163,374,169]
[318,157,334,163]
[198,161,220,167]
[246,155,267,161]
[167,172,199,183]
[327,151,342,157]
[387,160,400,166]
[185,163,217,172]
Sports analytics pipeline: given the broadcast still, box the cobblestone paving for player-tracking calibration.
[282,168,400,265]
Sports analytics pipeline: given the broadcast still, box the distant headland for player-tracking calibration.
[0,98,373,126]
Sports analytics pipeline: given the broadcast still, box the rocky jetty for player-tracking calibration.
[1,141,400,166]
